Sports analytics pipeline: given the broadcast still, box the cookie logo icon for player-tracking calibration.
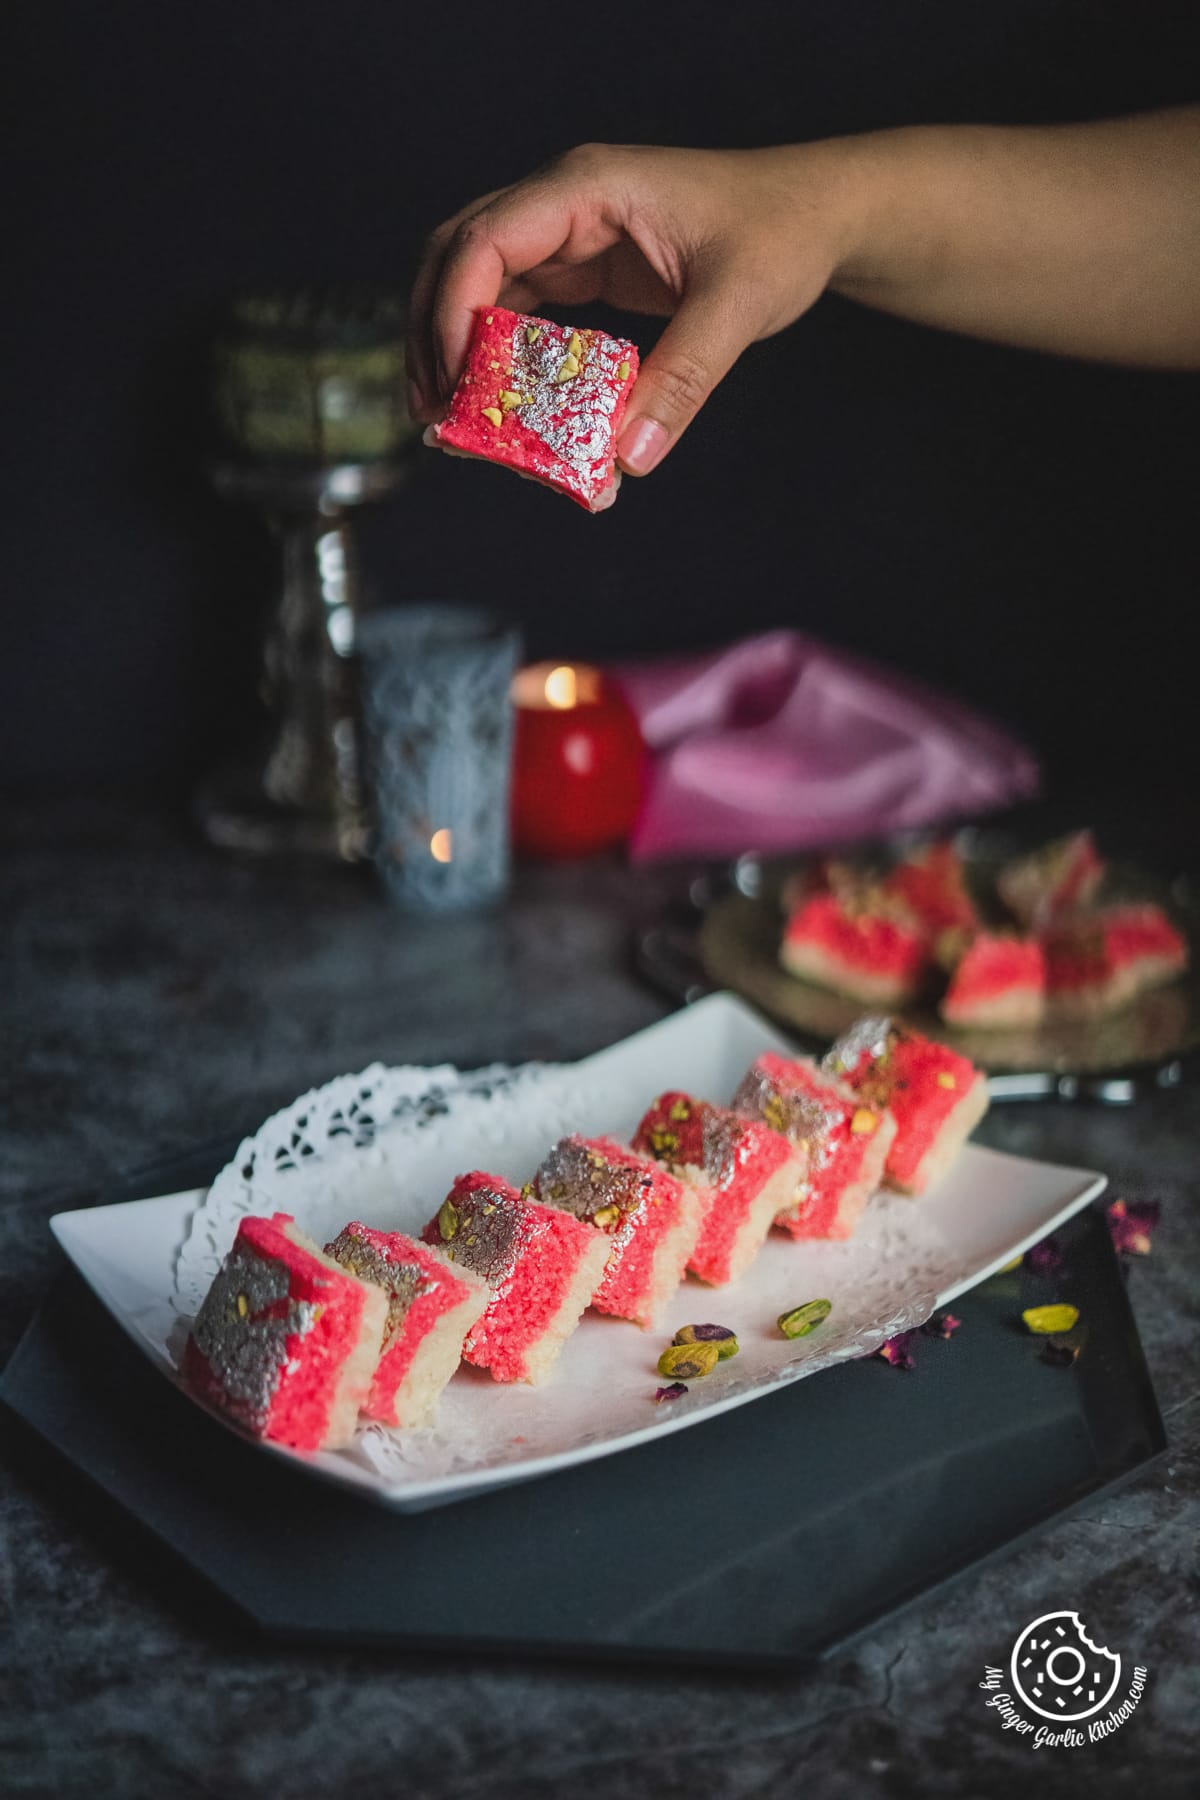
[1010,1611,1122,1723]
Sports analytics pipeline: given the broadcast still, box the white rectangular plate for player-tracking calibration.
[51,995,1105,1511]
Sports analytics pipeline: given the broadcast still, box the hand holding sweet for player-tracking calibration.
[406,142,859,474]
[408,110,1200,478]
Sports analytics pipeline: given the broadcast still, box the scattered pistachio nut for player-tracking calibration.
[762,1095,787,1134]
[567,331,583,359]
[778,1298,832,1339]
[850,1108,877,1135]
[500,389,523,409]
[235,1292,249,1318]
[617,360,631,380]
[937,1071,957,1089]
[668,1098,691,1122]
[673,1324,738,1360]
[657,1341,720,1380]
[525,324,542,344]
[481,406,503,427]
[555,353,580,382]
[437,1198,459,1241]
[1022,1303,1080,1335]
[592,1204,621,1230]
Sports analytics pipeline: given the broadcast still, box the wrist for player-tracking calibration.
[737,135,905,320]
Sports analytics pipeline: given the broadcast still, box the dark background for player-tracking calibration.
[5,0,1198,803]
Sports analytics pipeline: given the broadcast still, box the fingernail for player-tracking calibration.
[406,379,425,421]
[618,417,670,475]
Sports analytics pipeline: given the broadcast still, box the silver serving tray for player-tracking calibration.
[636,841,1198,1103]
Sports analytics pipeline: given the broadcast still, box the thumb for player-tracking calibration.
[617,283,750,475]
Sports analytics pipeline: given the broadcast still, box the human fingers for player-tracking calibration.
[406,186,511,420]
[427,186,590,401]
[428,149,631,400]
[616,278,755,475]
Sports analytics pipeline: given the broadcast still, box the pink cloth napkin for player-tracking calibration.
[611,631,1039,863]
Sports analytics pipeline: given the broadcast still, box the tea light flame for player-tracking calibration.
[430,828,453,863]
[544,666,578,710]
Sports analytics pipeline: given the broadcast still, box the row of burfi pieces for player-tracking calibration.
[184,1021,987,1452]
[780,833,1187,1026]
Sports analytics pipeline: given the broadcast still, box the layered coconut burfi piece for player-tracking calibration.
[825,1018,989,1195]
[424,305,639,512]
[732,1052,896,1240]
[941,932,1047,1027]
[633,1092,806,1285]
[881,841,978,954]
[532,1136,704,1328]
[420,1172,608,1385]
[183,1212,388,1452]
[324,1223,488,1426]
[997,829,1105,928]
[1043,903,1188,1017]
[781,889,930,1004]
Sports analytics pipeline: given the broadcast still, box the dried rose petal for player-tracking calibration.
[1039,1337,1080,1368]
[654,1382,688,1403]
[1107,1198,1160,1258]
[1024,1238,1063,1274]
[876,1332,916,1369]
[921,1312,962,1339]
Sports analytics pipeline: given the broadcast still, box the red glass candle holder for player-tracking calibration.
[511,663,645,859]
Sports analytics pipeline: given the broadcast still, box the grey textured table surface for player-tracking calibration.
[2,800,1197,1799]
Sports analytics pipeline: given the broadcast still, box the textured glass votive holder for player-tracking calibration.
[357,605,521,915]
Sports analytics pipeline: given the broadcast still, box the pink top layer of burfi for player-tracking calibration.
[1042,903,1187,991]
[881,842,978,937]
[420,1171,600,1382]
[825,1019,983,1192]
[533,1136,687,1320]
[428,306,639,510]
[325,1222,481,1425]
[998,830,1105,927]
[183,1211,375,1450]
[731,1054,888,1238]
[784,892,930,981]
[633,1091,794,1284]
[943,933,1047,1007]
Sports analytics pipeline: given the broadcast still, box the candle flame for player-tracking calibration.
[544,665,578,710]
[430,828,453,864]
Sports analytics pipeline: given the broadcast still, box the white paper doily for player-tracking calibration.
[174,1059,567,1315]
